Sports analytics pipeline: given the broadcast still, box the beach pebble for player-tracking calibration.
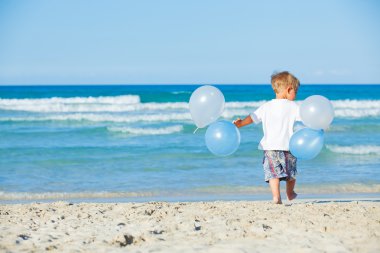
[18,234,30,240]
[194,220,201,231]
[45,245,58,251]
[150,229,165,235]
[113,234,134,247]
[262,224,272,231]
[145,209,155,216]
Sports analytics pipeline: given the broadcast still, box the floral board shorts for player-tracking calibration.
[263,150,297,183]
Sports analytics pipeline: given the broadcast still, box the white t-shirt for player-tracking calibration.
[250,99,301,151]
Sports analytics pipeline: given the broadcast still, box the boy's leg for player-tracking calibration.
[269,178,282,204]
[286,179,297,201]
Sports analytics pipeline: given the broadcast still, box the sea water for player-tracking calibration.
[0,85,379,202]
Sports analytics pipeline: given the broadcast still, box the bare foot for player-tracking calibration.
[273,197,282,204]
[287,192,298,201]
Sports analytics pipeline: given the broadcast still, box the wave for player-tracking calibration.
[1,183,379,201]
[225,101,266,108]
[0,191,157,201]
[171,91,191,95]
[0,101,189,113]
[333,108,380,118]
[325,100,380,119]
[1,97,380,120]
[1,113,192,123]
[332,99,380,109]
[194,183,380,195]
[0,95,141,112]
[0,96,263,113]
[107,125,183,135]
[326,145,380,155]
[1,109,379,124]
[328,124,380,133]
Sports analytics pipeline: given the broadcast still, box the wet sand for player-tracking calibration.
[1,200,379,252]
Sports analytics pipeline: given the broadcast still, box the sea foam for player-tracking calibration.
[107,125,183,135]
[0,95,141,112]
[1,182,380,201]
[326,145,380,155]
[0,97,379,121]
[2,113,191,123]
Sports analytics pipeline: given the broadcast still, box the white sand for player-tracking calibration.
[1,200,379,252]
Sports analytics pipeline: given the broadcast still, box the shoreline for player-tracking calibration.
[1,199,379,252]
[1,192,379,205]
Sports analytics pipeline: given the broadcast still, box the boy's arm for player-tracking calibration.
[233,115,253,128]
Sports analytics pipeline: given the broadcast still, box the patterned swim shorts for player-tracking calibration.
[263,150,297,182]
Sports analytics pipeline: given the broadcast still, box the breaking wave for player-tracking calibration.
[1,113,191,123]
[0,191,157,201]
[0,95,140,112]
[1,183,379,201]
[0,96,379,122]
[326,145,380,155]
[107,125,183,135]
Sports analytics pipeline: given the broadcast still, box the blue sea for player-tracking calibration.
[1,85,380,202]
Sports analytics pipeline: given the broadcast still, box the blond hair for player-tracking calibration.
[271,71,300,94]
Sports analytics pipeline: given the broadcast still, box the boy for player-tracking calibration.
[234,71,300,204]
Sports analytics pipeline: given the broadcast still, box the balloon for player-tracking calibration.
[293,121,306,132]
[189,85,225,128]
[300,95,334,130]
[205,120,240,156]
[289,128,324,160]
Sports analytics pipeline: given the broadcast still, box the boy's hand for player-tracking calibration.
[233,118,242,128]
[233,116,253,128]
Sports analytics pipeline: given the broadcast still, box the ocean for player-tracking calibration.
[0,85,379,202]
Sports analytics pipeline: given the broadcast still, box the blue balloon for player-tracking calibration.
[293,121,306,132]
[205,120,241,156]
[289,128,324,160]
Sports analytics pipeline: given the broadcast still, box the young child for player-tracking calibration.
[234,71,300,204]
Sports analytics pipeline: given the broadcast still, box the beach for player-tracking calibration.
[1,199,380,252]
[1,85,380,252]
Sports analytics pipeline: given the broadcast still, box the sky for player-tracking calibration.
[0,0,379,85]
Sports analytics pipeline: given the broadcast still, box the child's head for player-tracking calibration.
[271,71,300,100]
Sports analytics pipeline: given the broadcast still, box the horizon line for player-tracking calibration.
[1,83,380,86]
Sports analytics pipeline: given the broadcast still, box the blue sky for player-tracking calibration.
[0,0,379,85]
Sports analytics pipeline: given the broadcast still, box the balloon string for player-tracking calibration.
[193,127,199,134]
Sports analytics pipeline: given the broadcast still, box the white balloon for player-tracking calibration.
[189,85,225,128]
[300,95,334,130]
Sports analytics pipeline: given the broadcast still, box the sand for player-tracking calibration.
[1,200,380,252]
